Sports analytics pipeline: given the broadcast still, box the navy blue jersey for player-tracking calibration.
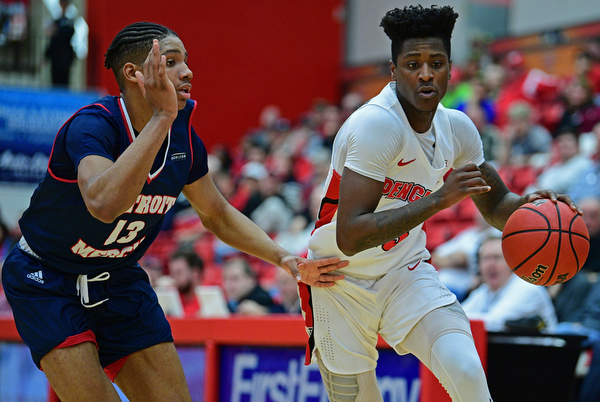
[19,96,208,275]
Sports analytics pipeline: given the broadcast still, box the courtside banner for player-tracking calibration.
[0,87,101,183]
[219,346,420,402]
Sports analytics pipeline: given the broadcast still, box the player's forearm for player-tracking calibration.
[200,203,291,267]
[336,193,444,256]
[471,163,527,230]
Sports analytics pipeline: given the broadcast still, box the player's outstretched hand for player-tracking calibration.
[524,189,583,215]
[135,39,178,120]
[280,256,347,287]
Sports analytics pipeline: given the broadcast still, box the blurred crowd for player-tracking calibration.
[1,39,600,325]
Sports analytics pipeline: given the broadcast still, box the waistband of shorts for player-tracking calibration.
[18,236,43,261]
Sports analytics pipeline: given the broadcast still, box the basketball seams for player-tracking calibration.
[540,202,562,286]
[568,214,586,274]
[502,201,590,287]
[508,231,551,273]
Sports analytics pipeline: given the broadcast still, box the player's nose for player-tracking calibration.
[180,63,193,81]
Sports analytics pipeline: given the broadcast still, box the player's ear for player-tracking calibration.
[389,60,397,81]
[122,62,140,84]
[448,59,453,80]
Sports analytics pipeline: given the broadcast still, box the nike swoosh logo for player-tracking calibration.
[398,158,416,167]
[408,261,421,271]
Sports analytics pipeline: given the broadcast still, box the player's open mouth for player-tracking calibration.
[418,87,436,99]
[178,84,191,99]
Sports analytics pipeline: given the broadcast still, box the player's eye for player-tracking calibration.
[166,59,175,67]
[407,62,418,69]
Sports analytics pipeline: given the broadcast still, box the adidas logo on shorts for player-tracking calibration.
[26,270,44,284]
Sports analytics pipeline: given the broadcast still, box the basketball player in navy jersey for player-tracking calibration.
[1,22,346,402]
[303,6,580,401]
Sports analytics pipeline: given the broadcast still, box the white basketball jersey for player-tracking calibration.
[308,82,484,278]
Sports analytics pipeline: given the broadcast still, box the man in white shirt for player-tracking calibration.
[462,234,557,332]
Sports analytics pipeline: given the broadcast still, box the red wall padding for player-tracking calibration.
[86,1,344,150]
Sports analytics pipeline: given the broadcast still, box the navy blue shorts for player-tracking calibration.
[1,246,173,370]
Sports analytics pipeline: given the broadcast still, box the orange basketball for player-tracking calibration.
[501,199,590,286]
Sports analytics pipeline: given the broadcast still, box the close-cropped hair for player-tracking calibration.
[380,5,458,65]
[170,247,204,271]
[104,22,178,90]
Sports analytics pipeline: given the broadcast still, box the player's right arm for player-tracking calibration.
[336,163,491,256]
[78,40,177,223]
[471,161,581,231]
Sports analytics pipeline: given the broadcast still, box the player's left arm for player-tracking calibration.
[471,161,582,231]
[182,174,347,286]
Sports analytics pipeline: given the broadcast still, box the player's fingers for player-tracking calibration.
[557,194,583,215]
[135,71,146,97]
[465,185,491,194]
[317,261,349,273]
[456,161,479,171]
[312,281,337,288]
[146,39,160,84]
[320,273,345,281]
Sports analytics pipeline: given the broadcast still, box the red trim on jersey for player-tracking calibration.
[313,169,341,231]
[104,356,130,381]
[188,100,198,172]
[54,329,98,350]
[298,283,315,365]
[47,103,113,183]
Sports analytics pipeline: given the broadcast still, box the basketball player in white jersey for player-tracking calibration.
[300,5,581,402]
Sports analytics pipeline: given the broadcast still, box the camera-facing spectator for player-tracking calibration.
[461,234,558,332]
[222,257,283,315]
[167,248,204,317]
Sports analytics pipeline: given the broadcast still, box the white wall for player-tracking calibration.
[509,0,600,36]
[345,0,600,67]
[0,183,36,229]
[344,0,471,66]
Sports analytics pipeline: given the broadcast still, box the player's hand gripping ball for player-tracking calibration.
[501,199,590,286]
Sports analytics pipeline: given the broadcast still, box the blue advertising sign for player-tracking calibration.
[0,87,102,183]
[219,346,420,402]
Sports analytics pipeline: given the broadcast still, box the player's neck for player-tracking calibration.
[121,93,154,134]
[397,93,436,133]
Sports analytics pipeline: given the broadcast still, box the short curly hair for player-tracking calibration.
[380,5,458,65]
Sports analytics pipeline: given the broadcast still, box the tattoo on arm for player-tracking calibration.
[472,162,524,230]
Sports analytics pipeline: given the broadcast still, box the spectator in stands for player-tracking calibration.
[139,254,165,288]
[464,101,502,165]
[222,257,284,314]
[234,160,268,216]
[565,122,600,204]
[579,196,600,273]
[501,101,553,168]
[526,127,594,195]
[167,248,204,317]
[571,50,600,97]
[432,211,501,302]
[242,163,294,235]
[44,0,75,87]
[553,277,600,402]
[273,268,301,314]
[493,50,562,131]
[461,234,557,332]
[457,77,496,125]
[550,271,594,325]
[557,77,600,136]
